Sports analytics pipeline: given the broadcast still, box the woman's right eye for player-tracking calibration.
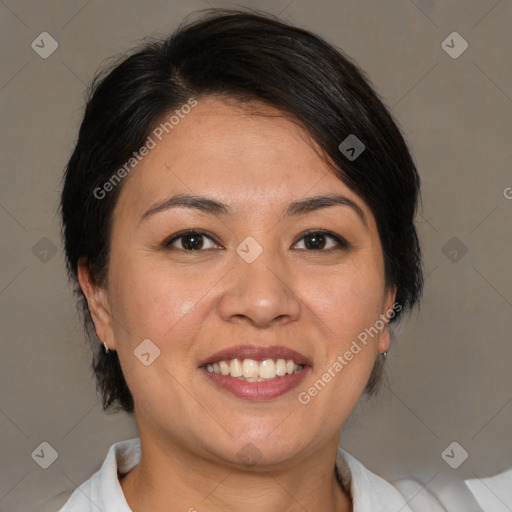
[164,230,222,251]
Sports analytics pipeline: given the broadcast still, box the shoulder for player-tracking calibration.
[336,448,447,512]
[463,467,512,511]
[395,467,512,511]
[55,467,102,512]
[27,491,73,512]
[56,438,141,512]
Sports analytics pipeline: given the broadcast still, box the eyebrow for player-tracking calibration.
[140,193,367,228]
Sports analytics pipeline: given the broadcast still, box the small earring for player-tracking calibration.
[103,341,109,354]
[381,351,387,357]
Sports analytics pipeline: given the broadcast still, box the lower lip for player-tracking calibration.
[200,367,310,400]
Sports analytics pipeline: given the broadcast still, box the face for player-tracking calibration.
[80,96,395,468]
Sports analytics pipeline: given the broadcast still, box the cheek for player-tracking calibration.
[106,257,218,407]
[296,257,386,410]
[305,260,386,343]
[108,254,218,345]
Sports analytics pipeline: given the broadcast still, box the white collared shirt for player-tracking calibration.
[464,469,512,512]
[395,470,512,512]
[55,438,421,512]
[37,438,510,511]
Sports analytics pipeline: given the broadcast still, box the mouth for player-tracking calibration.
[198,345,312,400]
[203,357,304,381]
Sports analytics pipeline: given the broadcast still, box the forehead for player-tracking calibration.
[115,96,370,222]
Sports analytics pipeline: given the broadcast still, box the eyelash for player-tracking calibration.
[163,229,350,252]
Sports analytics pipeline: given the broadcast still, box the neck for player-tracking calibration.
[119,432,352,512]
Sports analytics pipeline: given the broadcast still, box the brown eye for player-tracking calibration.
[293,230,349,251]
[164,230,221,251]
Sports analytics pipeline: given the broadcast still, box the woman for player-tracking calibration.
[58,9,433,512]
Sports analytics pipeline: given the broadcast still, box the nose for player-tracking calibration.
[218,247,301,329]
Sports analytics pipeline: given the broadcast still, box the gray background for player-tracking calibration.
[1,1,511,511]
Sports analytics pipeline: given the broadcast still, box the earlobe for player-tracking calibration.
[377,324,391,355]
[378,285,397,354]
[77,258,115,349]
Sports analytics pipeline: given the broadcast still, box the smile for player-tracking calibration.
[203,358,304,381]
[198,345,311,400]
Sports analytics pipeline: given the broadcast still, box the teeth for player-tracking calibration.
[259,359,276,379]
[219,360,230,375]
[275,358,287,376]
[242,358,259,378]
[204,358,303,380]
[230,359,243,377]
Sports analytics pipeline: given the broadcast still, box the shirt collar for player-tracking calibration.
[94,438,414,512]
[336,447,414,511]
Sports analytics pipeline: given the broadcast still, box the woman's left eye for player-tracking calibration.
[292,230,349,251]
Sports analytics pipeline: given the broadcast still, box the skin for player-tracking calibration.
[78,96,396,512]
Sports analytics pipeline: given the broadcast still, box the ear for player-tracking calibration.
[77,258,116,350]
[377,285,397,354]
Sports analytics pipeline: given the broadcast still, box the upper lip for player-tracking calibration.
[198,344,312,368]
